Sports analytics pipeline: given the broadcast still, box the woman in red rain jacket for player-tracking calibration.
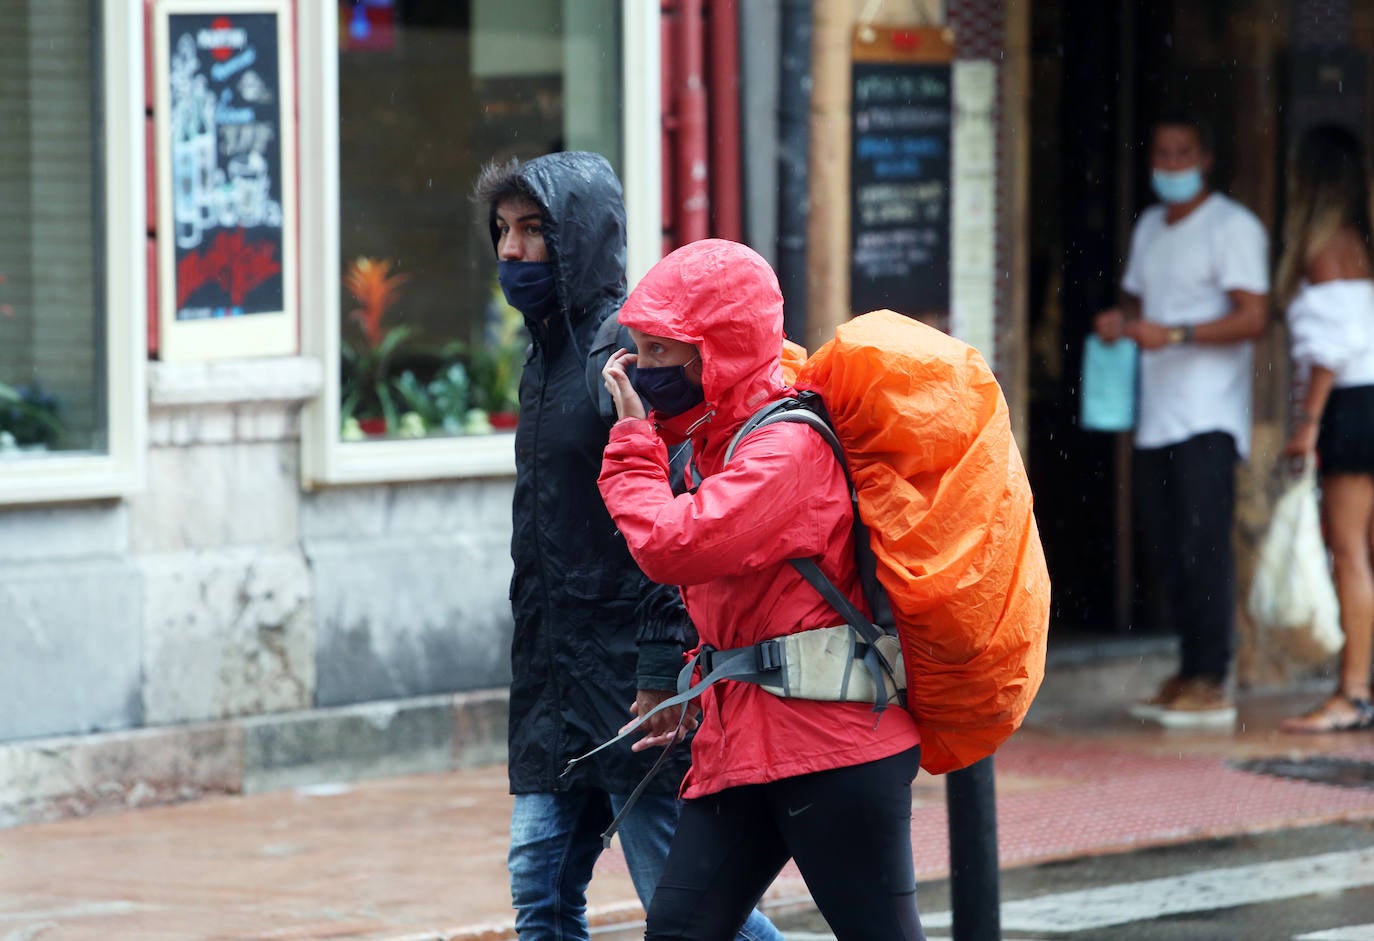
[598,239,926,941]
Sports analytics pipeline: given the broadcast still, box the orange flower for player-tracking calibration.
[343,257,411,347]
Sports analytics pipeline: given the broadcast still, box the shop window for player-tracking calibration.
[336,0,622,442]
[0,1,144,503]
[0,4,104,457]
[300,0,657,485]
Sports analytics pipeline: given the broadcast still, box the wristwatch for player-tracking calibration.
[1167,325,1194,345]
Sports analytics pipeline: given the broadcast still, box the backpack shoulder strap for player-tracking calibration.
[790,557,883,647]
[722,393,897,660]
[724,392,848,490]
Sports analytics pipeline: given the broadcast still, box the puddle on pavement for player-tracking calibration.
[1231,756,1374,791]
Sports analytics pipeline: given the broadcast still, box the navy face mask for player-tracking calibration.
[631,358,704,417]
[497,261,559,320]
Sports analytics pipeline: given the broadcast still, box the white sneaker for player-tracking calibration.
[1127,675,1188,721]
[1151,679,1236,729]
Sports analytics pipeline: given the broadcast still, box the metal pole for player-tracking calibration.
[707,0,743,242]
[776,0,812,342]
[675,0,710,245]
[946,756,1000,941]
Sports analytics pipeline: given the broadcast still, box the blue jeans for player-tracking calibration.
[509,789,783,941]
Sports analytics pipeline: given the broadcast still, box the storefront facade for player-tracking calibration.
[2,0,1034,825]
[0,0,659,824]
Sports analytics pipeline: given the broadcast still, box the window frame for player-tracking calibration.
[0,0,147,505]
[300,0,662,488]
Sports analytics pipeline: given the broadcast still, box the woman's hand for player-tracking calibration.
[602,348,646,421]
[622,691,699,752]
[1283,419,1319,468]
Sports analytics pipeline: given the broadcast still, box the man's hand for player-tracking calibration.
[1126,320,1171,351]
[1094,308,1126,342]
[602,348,646,421]
[623,689,699,753]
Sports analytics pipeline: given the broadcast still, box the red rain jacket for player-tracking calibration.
[598,240,920,799]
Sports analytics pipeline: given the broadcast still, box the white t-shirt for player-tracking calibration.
[1286,279,1374,389]
[1121,193,1269,457]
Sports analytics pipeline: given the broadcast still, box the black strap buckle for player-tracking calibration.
[697,644,718,675]
[755,639,782,672]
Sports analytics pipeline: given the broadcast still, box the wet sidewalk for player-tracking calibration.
[3,661,1373,941]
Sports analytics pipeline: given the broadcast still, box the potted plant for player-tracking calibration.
[340,256,412,438]
[390,361,473,437]
[468,342,523,429]
[467,282,528,429]
[0,380,63,453]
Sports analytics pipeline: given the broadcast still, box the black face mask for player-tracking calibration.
[497,261,559,320]
[631,358,704,417]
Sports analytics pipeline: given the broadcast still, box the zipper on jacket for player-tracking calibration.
[530,339,570,793]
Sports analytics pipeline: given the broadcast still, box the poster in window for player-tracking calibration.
[154,0,298,361]
[849,25,954,328]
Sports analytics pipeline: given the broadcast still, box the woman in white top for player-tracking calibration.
[1278,123,1374,733]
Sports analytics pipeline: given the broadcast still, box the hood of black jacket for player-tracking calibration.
[487,151,628,330]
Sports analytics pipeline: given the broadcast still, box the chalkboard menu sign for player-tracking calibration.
[849,26,954,323]
[154,0,297,362]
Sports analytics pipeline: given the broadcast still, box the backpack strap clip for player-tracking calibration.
[755,638,783,672]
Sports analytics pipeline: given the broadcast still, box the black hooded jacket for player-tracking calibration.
[494,152,693,795]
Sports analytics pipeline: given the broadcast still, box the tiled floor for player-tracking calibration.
[2,683,1372,941]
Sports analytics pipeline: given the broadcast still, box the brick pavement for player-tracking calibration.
[2,681,1372,940]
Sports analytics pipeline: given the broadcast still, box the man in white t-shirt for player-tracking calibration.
[1095,114,1269,728]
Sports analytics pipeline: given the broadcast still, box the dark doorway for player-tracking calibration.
[1027,0,1135,637]
[1025,0,1299,639]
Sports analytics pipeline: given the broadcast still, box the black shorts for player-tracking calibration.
[1319,384,1374,475]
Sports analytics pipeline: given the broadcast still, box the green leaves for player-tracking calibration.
[392,362,472,434]
[0,380,62,447]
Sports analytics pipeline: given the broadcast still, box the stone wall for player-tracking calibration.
[304,478,514,708]
[0,690,507,828]
[128,357,322,725]
[0,355,516,825]
[0,503,143,740]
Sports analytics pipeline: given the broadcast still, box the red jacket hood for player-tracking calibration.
[617,240,790,446]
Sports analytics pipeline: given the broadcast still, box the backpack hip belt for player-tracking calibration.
[561,620,905,790]
[694,625,906,707]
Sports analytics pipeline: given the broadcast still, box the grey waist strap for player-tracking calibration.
[559,642,777,848]
[700,625,905,707]
[560,626,904,847]
[559,641,781,781]
[561,625,904,780]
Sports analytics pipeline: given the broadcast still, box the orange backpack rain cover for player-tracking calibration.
[791,310,1050,774]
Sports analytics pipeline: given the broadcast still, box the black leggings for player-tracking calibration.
[644,746,925,941]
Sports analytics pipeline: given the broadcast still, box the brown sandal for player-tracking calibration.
[1279,694,1374,734]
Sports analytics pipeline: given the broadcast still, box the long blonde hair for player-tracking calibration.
[1276,124,1374,304]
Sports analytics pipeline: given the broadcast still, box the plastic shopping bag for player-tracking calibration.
[1079,335,1138,432]
[1246,466,1343,664]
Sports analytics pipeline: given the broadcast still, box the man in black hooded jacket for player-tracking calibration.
[475,152,781,941]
